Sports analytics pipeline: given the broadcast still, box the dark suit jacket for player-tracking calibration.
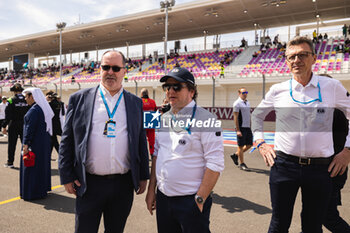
[58,86,149,197]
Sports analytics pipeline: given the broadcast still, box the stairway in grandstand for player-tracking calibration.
[226,46,259,76]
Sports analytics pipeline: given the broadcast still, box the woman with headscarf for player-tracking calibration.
[20,88,54,201]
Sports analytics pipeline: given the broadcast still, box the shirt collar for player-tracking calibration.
[238,97,248,102]
[173,100,195,116]
[292,73,318,89]
[99,82,123,98]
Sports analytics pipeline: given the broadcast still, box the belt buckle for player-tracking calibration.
[299,157,311,165]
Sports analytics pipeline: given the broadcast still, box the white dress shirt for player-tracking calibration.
[233,97,251,128]
[154,100,225,197]
[252,74,350,158]
[0,102,8,120]
[86,84,130,175]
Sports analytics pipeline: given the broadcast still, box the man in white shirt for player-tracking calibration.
[231,88,252,171]
[59,50,149,233]
[0,96,8,136]
[145,67,224,233]
[252,36,350,233]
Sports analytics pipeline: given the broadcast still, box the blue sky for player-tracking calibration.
[0,0,196,40]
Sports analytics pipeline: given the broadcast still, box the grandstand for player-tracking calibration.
[240,36,350,78]
[0,0,349,108]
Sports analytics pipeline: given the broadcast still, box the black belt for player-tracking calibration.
[276,151,332,165]
[87,171,130,180]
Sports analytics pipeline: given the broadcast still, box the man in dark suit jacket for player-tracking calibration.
[59,50,149,233]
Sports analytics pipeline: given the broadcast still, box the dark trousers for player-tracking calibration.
[156,189,212,233]
[75,172,134,233]
[268,154,332,233]
[324,168,350,233]
[50,134,59,154]
[7,122,23,164]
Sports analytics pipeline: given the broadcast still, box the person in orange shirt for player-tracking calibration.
[141,88,157,157]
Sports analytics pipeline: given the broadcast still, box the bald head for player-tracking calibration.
[101,50,126,66]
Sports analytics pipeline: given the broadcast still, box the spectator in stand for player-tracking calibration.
[273,34,279,46]
[219,63,225,78]
[277,42,283,50]
[343,24,348,38]
[252,51,259,58]
[184,45,187,52]
[318,33,323,41]
[260,43,265,50]
[345,38,350,46]
[240,38,247,48]
[313,30,317,43]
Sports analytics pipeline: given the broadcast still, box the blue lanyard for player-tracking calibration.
[289,78,322,104]
[99,87,123,120]
[171,104,197,135]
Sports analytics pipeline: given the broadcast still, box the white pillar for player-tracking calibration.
[96,46,99,61]
[164,6,168,75]
[288,25,291,41]
[126,42,130,59]
[70,50,72,64]
[142,44,146,58]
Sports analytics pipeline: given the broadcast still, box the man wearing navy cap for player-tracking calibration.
[145,67,224,233]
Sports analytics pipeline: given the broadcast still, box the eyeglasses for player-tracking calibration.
[101,65,124,72]
[162,83,186,92]
[285,51,314,62]
[241,91,248,94]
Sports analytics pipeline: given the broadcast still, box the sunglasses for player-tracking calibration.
[285,51,314,63]
[101,65,124,72]
[162,83,186,92]
[242,91,248,94]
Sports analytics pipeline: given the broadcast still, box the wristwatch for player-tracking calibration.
[195,194,204,204]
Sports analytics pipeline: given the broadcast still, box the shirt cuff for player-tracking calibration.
[253,132,264,141]
[206,163,224,173]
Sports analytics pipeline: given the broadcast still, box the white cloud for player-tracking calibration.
[16,2,60,30]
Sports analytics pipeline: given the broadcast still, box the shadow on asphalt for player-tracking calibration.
[31,193,75,214]
[246,168,270,176]
[212,193,271,214]
[51,168,59,176]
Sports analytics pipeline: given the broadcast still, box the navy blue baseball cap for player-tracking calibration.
[160,67,195,84]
